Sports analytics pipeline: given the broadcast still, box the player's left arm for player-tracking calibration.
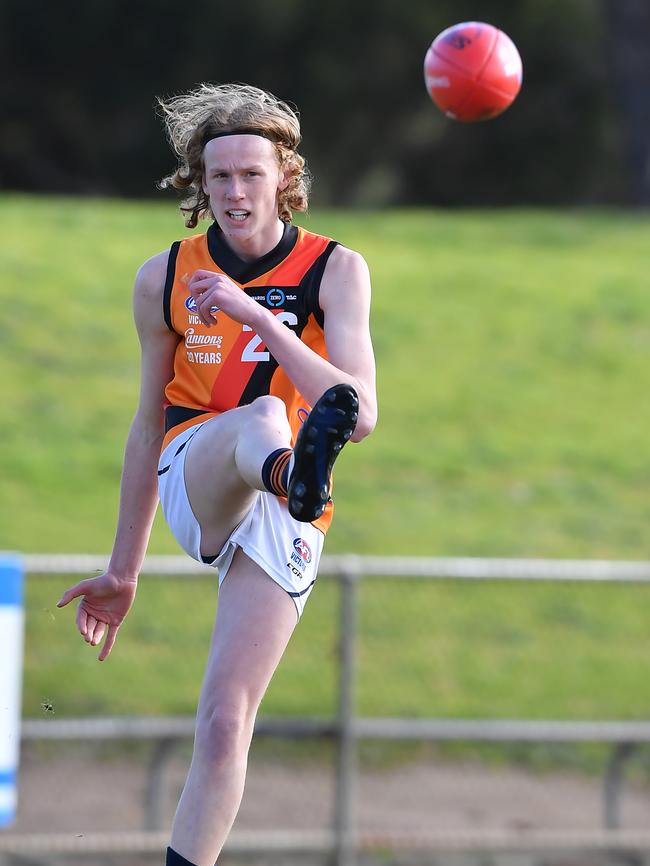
[257,245,377,442]
[318,246,378,441]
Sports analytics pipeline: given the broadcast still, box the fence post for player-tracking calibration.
[0,555,24,832]
[145,737,181,830]
[334,562,359,866]
[604,742,636,829]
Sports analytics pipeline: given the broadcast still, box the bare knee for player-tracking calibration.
[194,706,255,768]
[238,396,291,445]
[248,395,288,423]
[236,392,290,445]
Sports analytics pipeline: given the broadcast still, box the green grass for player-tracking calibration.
[3,195,650,726]
[26,574,650,726]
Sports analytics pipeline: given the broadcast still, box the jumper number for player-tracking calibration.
[241,312,298,362]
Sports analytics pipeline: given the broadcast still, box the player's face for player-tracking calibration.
[202,135,288,250]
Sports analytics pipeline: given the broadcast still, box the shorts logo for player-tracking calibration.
[287,563,303,579]
[287,537,312,578]
[266,288,286,308]
[293,538,312,563]
[297,408,309,424]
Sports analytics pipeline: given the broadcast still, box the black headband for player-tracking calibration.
[202,128,278,147]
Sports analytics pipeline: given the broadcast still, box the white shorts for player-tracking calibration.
[157,422,325,617]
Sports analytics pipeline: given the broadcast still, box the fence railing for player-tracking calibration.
[19,552,650,580]
[3,554,650,866]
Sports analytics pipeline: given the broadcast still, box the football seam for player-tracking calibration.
[446,27,500,119]
[475,27,500,84]
[430,45,483,79]
[480,80,521,100]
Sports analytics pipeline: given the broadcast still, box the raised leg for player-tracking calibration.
[183,395,292,557]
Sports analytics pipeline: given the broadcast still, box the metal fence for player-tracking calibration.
[2,554,650,866]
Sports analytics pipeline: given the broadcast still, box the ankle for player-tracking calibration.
[166,846,198,866]
[261,447,292,497]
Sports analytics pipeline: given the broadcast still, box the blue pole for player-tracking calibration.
[0,555,24,828]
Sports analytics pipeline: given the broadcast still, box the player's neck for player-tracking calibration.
[220,218,285,263]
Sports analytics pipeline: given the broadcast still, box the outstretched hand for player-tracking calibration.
[56,572,137,661]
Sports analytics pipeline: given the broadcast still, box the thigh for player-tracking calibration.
[196,548,298,723]
[183,408,258,558]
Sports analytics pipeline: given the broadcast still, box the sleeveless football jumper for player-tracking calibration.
[162,221,338,533]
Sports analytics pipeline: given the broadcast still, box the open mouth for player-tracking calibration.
[226,209,250,223]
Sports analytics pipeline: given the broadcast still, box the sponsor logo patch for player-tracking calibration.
[185,328,223,347]
[287,562,303,579]
[185,295,219,314]
[266,288,286,308]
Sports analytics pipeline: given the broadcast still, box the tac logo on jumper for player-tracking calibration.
[266,288,285,308]
[293,538,312,563]
[297,407,309,424]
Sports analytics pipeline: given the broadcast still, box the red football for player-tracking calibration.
[424,21,523,122]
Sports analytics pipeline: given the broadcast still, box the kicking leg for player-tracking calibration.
[168,548,298,865]
[184,395,292,557]
[184,384,359,557]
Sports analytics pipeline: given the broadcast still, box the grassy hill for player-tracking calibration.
[2,196,650,558]
[3,196,650,724]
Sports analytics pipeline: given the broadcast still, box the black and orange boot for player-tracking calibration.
[288,384,359,522]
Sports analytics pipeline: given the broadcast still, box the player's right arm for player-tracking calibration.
[57,251,180,661]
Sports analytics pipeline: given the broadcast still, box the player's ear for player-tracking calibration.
[278,166,290,192]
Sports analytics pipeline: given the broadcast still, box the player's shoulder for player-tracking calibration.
[134,249,171,304]
[329,243,368,271]
[323,243,370,287]
[319,244,371,314]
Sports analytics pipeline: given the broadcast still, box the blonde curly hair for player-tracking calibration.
[158,83,310,228]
